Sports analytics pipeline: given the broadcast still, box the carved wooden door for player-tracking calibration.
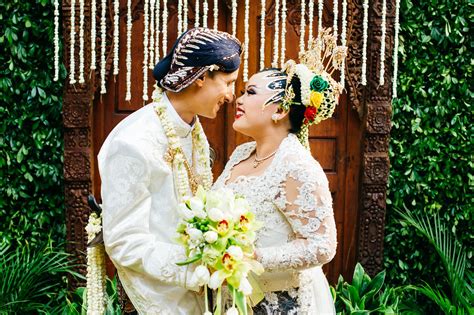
[92,0,362,284]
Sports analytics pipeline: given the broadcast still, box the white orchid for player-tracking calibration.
[191,265,210,286]
[177,203,194,220]
[227,245,244,261]
[238,277,252,295]
[203,231,218,243]
[208,207,225,222]
[186,227,203,241]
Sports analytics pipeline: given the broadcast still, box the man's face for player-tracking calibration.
[194,70,239,119]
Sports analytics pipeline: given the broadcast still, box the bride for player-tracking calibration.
[213,51,344,313]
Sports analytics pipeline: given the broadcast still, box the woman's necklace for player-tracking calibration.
[253,149,277,168]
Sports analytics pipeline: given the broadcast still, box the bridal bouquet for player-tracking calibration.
[176,186,264,315]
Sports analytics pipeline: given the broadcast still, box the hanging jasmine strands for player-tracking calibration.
[69,0,76,84]
[280,0,287,67]
[379,0,387,85]
[100,0,107,93]
[177,0,183,35]
[393,0,400,97]
[213,0,218,30]
[272,0,280,68]
[308,0,314,40]
[126,0,132,100]
[361,0,368,85]
[260,0,266,70]
[143,0,150,101]
[243,0,250,81]
[317,0,323,36]
[333,0,338,37]
[149,0,156,69]
[203,0,209,28]
[53,0,59,81]
[79,0,85,83]
[183,0,189,31]
[340,0,347,88]
[299,0,306,54]
[155,0,161,62]
[113,0,120,75]
[194,0,200,27]
[231,0,237,36]
[90,0,97,71]
[162,0,168,57]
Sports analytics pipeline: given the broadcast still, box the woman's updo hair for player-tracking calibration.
[258,68,306,134]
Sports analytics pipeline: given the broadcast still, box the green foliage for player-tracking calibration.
[0,241,79,314]
[332,263,401,314]
[385,0,473,306]
[0,0,66,247]
[397,208,473,314]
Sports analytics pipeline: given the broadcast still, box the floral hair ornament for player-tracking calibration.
[281,28,347,148]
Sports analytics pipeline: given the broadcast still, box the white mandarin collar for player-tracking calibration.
[162,92,196,138]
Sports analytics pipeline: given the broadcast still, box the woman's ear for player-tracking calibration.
[274,107,290,120]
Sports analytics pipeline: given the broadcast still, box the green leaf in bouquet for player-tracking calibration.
[228,284,248,315]
[176,253,202,266]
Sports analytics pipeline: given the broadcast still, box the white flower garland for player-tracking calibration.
[195,0,200,28]
[155,0,161,62]
[333,0,338,37]
[85,213,106,315]
[126,0,132,101]
[213,0,218,30]
[183,0,189,31]
[113,0,120,75]
[162,0,168,57]
[280,0,287,67]
[272,0,280,68]
[393,0,400,98]
[177,0,183,35]
[90,0,97,70]
[100,0,107,93]
[340,0,347,88]
[299,0,306,54]
[379,0,387,85]
[143,0,150,101]
[79,0,85,83]
[53,0,59,81]
[260,0,265,70]
[69,0,76,84]
[308,0,314,40]
[153,88,213,200]
[243,0,250,81]
[231,0,237,36]
[149,0,156,69]
[203,0,209,28]
[317,0,323,36]
[361,0,368,85]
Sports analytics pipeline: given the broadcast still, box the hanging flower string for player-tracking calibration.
[340,0,347,88]
[53,0,59,81]
[79,0,85,83]
[100,0,106,93]
[308,0,314,40]
[393,0,400,98]
[69,0,76,84]
[231,0,237,36]
[177,0,183,35]
[379,0,387,86]
[194,0,200,28]
[299,0,306,54]
[155,0,161,62]
[317,0,323,36]
[125,0,132,101]
[149,0,156,69]
[183,0,189,31]
[213,0,218,30]
[361,0,368,85]
[333,0,338,37]
[243,0,250,81]
[203,0,209,28]
[272,0,280,68]
[143,0,150,101]
[113,0,120,75]
[162,0,168,57]
[260,0,266,70]
[90,0,97,71]
[280,0,287,67]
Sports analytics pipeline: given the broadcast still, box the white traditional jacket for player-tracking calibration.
[98,94,208,315]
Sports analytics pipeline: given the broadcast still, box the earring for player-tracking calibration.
[272,113,279,123]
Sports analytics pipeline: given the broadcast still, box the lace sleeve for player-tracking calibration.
[99,139,199,291]
[256,159,337,271]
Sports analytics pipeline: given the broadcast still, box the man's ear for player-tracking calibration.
[194,73,207,88]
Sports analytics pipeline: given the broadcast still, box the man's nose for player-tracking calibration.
[224,92,235,103]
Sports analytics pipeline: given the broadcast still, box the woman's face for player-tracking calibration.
[233,71,285,137]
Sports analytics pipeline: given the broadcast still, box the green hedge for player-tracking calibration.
[385,0,473,302]
[0,0,65,248]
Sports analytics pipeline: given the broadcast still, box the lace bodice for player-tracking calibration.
[213,134,337,272]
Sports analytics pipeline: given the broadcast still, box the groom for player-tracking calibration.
[98,28,242,315]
